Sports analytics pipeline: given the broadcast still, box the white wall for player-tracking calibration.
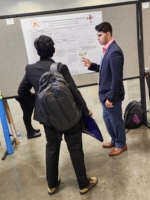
[0,0,138,16]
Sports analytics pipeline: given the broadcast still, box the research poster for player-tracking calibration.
[20,11,102,75]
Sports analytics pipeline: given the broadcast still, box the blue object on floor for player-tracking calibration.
[82,115,104,142]
[0,94,14,154]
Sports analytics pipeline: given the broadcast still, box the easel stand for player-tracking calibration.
[4,100,20,145]
[145,75,150,99]
[144,69,150,128]
[0,92,20,160]
[1,139,15,160]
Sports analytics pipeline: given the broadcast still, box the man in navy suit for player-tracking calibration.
[82,22,127,156]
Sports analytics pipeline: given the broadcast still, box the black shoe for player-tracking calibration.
[27,132,41,139]
[48,177,61,195]
[79,177,98,195]
[32,128,40,133]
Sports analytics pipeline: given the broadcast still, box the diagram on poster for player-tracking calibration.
[20,11,102,75]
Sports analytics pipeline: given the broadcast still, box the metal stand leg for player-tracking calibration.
[1,138,15,160]
[144,71,150,128]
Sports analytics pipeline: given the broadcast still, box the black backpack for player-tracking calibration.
[124,100,144,129]
[38,63,81,132]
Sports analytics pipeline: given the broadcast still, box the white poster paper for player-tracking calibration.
[20,11,102,75]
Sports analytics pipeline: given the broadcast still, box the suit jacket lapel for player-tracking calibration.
[101,40,116,66]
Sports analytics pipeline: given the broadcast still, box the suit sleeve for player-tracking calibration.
[88,63,100,72]
[59,64,90,116]
[107,50,124,102]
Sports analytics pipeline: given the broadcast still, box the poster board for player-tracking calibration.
[0,3,139,98]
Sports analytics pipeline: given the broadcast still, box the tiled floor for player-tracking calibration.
[0,79,150,200]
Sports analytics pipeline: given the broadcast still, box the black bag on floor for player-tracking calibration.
[38,63,81,132]
[124,100,144,129]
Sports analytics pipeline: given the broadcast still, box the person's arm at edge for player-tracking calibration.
[18,68,35,106]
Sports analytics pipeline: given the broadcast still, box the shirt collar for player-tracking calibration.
[103,39,114,52]
[39,57,54,62]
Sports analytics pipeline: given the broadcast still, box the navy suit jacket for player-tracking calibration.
[89,40,125,104]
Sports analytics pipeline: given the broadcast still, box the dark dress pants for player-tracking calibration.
[16,97,35,135]
[44,120,89,189]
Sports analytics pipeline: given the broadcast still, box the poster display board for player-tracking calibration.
[20,11,102,75]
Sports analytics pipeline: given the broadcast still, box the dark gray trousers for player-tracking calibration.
[44,120,89,189]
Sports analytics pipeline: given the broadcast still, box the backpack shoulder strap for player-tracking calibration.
[49,63,65,79]
[124,101,137,118]
[50,63,59,72]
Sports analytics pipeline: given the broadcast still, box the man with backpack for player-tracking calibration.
[18,35,98,195]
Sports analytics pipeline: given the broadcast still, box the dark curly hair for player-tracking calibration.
[34,35,55,59]
[95,22,112,35]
